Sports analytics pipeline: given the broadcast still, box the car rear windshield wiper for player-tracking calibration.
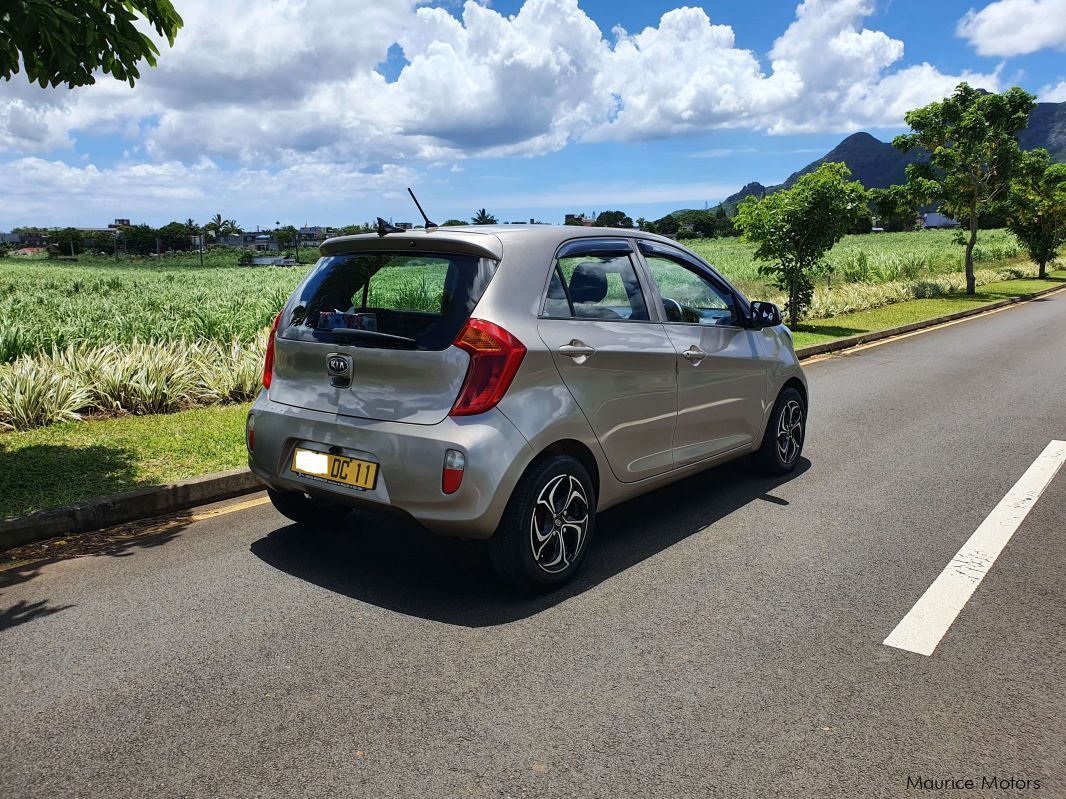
[325,328,418,346]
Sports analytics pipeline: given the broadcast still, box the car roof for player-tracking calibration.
[319,224,682,261]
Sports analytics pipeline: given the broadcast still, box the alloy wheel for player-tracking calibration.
[530,473,589,574]
[776,399,804,465]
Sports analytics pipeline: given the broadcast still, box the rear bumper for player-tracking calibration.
[247,393,534,538]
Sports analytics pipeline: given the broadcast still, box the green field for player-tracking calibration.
[680,227,1022,295]
[0,229,1055,433]
[0,256,308,362]
[0,229,1025,362]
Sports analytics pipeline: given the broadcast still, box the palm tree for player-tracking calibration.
[204,213,239,239]
[184,218,201,235]
[471,208,497,225]
[204,213,224,239]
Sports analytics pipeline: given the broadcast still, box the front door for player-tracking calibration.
[636,241,767,467]
[537,238,678,483]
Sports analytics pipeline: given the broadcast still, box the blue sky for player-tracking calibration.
[1,0,1064,229]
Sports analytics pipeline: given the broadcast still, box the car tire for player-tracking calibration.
[267,488,351,525]
[489,455,596,591]
[755,386,806,475]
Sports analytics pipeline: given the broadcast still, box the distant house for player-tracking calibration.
[248,233,278,251]
[213,232,279,250]
[564,213,595,226]
[921,212,959,229]
[7,230,48,247]
[299,226,334,242]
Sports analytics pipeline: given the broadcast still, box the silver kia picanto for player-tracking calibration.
[247,225,807,589]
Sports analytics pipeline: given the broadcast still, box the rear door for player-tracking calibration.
[269,250,497,425]
[635,240,767,466]
[537,238,678,482]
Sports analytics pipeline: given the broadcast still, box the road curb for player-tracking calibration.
[0,469,263,552]
[794,282,1066,360]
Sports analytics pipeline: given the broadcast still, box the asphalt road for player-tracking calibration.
[2,292,1064,799]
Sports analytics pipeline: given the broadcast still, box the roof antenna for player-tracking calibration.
[407,188,437,229]
[376,217,405,237]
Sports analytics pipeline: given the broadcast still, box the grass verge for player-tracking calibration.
[0,403,250,519]
[791,272,1066,348]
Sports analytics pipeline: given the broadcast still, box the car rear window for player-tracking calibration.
[283,252,497,350]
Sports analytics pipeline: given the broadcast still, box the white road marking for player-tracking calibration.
[883,440,1066,656]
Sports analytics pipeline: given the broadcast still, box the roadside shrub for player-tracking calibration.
[195,334,266,404]
[0,358,91,430]
[0,333,272,430]
[786,262,1041,321]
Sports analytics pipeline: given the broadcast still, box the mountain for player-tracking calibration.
[1017,102,1066,162]
[780,131,921,190]
[713,100,1065,211]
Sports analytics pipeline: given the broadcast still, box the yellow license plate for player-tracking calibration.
[291,448,378,490]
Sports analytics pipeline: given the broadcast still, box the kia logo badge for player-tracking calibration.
[327,356,348,374]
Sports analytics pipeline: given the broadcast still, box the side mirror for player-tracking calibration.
[749,301,782,328]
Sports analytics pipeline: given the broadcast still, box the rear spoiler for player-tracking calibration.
[320,230,503,261]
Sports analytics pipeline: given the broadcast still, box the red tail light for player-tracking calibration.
[450,319,526,416]
[262,311,283,389]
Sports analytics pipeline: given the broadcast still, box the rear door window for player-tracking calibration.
[284,252,497,350]
[542,240,649,321]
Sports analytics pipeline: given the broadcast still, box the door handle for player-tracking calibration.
[682,345,706,364]
[558,341,596,358]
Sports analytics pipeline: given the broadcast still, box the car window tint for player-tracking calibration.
[643,254,737,326]
[544,254,649,321]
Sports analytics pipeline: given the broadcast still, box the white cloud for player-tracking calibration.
[0,0,1003,163]
[1039,79,1066,101]
[0,0,1013,224]
[957,0,1066,57]
[0,157,418,226]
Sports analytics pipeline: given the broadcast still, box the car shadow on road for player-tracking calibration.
[250,457,810,627]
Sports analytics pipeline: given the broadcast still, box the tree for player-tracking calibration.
[1007,149,1066,279]
[339,223,373,235]
[184,218,201,235]
[51,227,84,256]
[653,214,679,236]
[714,210,737,238]
[1,1,183,88]
[122,224,159,255]
[594,210,633,228]
[471,209,497,225]
[690,211,717,238]
[869,185,919,232]
[91,230,116,254]
[205,213,239,239]
[158,221,192,251]
[441,219,467,227]
[564,216,585,226]
[735,162,868,327]
[275,225,298,248]
[894,83,1035,294]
